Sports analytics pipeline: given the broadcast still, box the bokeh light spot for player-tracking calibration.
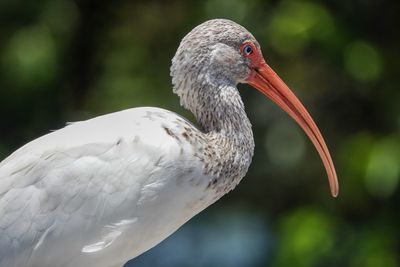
[2,26,58,90]
[365,138,399,198]
[274,208,335,267]
[344,41,383,83]
[268,1,335,56]
[351,228,397,267]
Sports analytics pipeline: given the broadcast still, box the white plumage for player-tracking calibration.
[0,108,214,267]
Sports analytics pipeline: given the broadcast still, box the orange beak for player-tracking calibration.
[247,60,339,197]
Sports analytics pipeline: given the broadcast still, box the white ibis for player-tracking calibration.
[0,19,338,267]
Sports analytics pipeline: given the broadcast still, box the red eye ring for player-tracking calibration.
[241,42,256,58]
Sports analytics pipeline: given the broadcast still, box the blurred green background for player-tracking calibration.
[0,0,399,266]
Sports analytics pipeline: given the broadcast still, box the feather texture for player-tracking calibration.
[0,107,214,267]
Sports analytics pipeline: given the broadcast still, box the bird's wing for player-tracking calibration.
[0,107,209,267]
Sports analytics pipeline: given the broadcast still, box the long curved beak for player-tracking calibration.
[247,60,339,197]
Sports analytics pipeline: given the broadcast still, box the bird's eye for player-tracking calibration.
[243,44,253,56]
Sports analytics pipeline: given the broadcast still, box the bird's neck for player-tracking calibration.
[179,83,255,193]
[195,85,252,137]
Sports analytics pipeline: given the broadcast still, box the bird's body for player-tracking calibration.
[0,106,253,267]
[0,19,338,267]
[0,108,212,267]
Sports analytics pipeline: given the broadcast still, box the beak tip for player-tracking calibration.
[331,184,339,198]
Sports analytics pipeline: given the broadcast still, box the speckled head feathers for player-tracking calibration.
[170,19,260,123]
[174,19,259,57]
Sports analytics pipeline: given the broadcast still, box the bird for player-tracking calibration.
[0,19,339,267]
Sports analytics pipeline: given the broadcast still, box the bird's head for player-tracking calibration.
[171,19,339,197]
